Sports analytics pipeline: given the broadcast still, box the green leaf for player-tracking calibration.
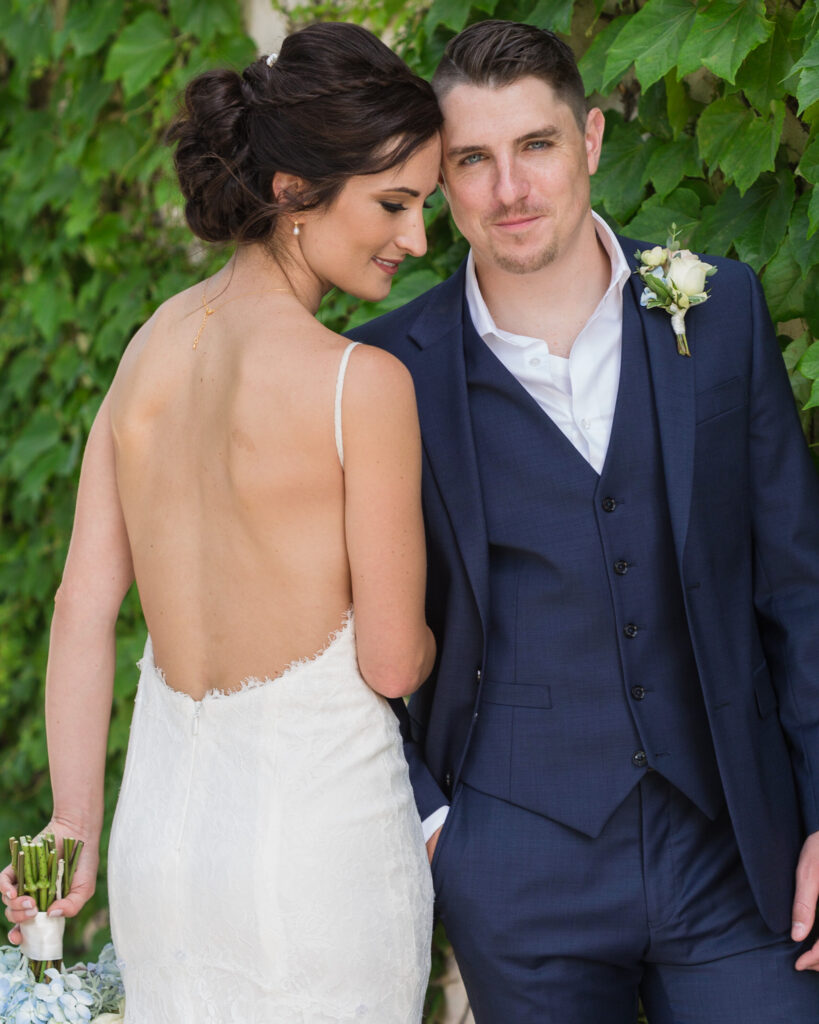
[64,0,124,58]
[792,4,819,41]
[602,0,696,93]
[695,171,795,269]
[789,193,819,277]
[578,17,630,96]
[643,135,701,199]
[591,116,659,224]
[793,31,819,114]
[169,0,240,45]
[809,185,819,239]
[425,0,473,34]
[804,265,819,335]
[103,12,176,98]
[677,0,773,84]
[799,339,819,381]
[696,94,784,195]
[624,187,701,244]
[802,376,819,411]
[5,412,62,477]
[797,133,819,184]
[761,234,806,320]
[664,70,698,138]
[526,0,575,35]
[735,7,797,111]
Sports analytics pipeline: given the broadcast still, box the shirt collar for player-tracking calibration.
[464,211,631,347]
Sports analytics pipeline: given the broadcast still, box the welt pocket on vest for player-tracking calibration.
[695,376,746,424]
[480,680,552,709]
[753,659,778,718]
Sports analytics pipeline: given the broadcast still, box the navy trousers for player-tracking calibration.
[432,775,819,1023]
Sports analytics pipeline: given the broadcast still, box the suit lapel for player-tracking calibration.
[404,267,490,636]
[623,246,696,563]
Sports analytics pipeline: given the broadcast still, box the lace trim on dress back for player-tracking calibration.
[140,606,355,704]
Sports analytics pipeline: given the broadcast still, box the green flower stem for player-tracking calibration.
[22,843,38,902]
[35,841,49,910]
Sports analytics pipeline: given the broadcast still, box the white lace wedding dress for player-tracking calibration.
[107,343,433,1023]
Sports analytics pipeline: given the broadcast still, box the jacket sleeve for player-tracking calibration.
[746,262,819,834]
[387,695,449,822]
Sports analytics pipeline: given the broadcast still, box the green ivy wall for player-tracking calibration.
[1,4,817,1004]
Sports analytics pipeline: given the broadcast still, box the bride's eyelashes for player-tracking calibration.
[379,200,433,213]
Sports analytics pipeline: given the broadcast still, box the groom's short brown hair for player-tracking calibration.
[432,20,588,131]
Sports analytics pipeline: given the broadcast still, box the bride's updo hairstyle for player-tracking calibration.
[168,22,442,245]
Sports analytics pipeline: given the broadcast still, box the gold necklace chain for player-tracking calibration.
[192,281,294,349]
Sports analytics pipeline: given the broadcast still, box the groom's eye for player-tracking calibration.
[460,153,484,166]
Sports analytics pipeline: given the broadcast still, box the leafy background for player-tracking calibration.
[1,0,817,1017]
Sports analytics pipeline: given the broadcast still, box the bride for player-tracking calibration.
[2,21,440,1022]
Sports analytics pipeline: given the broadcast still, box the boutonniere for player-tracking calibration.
[634,226,717,357]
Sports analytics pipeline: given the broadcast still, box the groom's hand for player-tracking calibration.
[426,826,443,865]
[792,830,819,970]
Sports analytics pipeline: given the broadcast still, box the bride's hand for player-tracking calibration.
[1,821,99,944]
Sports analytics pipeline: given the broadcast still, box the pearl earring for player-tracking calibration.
[293,222,301,237]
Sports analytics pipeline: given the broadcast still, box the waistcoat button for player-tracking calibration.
[614,559,629,575]
[632,750,647,768]
[631,685,646,700]
[602,497,617,512]
[624,623,639,638]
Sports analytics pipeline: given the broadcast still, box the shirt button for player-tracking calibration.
[602,497,617,513]
[581,418,591,430]
[624,623,639,638]
[614,560,629,575]
[632,750,648,768]
[529,356,541,366]
[631,685,646,700]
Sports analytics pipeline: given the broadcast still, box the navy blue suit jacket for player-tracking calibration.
[349,240,819,932]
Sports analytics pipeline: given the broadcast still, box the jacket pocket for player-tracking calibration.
[695,375,746,424]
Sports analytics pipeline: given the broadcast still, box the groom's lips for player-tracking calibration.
[493,214,542,230]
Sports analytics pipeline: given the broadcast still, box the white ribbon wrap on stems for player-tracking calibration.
[20,911,65,960]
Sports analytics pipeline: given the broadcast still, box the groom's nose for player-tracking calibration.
[494,154,529,208]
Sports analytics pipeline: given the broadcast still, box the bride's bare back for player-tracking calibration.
[108,281,424,699]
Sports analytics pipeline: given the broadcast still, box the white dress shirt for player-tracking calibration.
[422,215,631,843]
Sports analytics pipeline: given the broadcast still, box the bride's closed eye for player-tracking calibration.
[380,200,433,213]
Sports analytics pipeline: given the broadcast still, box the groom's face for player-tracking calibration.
[438,75,603,276]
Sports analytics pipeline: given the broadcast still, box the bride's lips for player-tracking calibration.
[373,256,403,276]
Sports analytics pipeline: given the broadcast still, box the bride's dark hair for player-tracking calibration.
[167,22,442,245]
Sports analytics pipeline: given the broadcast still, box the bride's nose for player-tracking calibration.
[395,211,428,258]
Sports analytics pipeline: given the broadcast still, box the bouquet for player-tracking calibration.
[9,835,83,983]
[0,942,124,1023]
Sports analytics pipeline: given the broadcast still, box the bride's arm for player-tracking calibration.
[342,345,435,699]
[1,394,135,937]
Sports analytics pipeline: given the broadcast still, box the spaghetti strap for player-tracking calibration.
[334,341,360,469]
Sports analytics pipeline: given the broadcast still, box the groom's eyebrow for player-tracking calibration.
[445,125,562,160]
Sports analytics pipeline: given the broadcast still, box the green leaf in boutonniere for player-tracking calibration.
[634,225,717,356]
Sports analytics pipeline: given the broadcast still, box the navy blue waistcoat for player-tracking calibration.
[460,308,723,837]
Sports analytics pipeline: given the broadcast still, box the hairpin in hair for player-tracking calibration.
[266,52,278,67]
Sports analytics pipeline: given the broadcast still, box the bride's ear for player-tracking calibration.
[271,171,308,211]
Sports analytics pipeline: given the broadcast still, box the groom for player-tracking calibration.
[351,19,819,1022]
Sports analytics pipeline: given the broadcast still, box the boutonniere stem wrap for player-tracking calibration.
[635,226,717,357]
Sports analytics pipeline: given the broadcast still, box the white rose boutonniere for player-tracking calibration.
[635,225,717,356]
